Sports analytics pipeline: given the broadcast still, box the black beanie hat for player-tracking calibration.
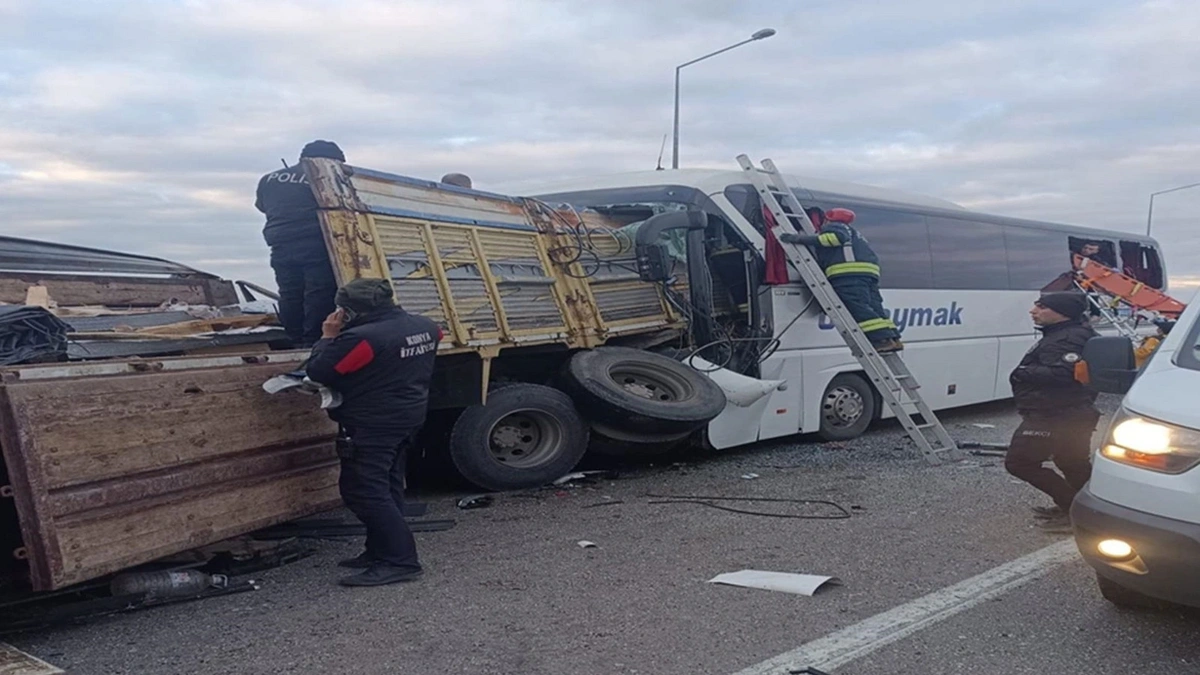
[1037,292,1088,320]
[300,140,345,161]
[335,279,395,314]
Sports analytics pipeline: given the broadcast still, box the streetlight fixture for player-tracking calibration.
[1146,181,1200,236]
[672,28,777,169]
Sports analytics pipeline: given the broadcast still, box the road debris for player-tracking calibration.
[457,494,495,510]
[741,473,760,480]
[646,494,852,520]
[971,423,997,429]
[708,570,842,596]
[577,540,598,548]
[0,642,64,674]
[582,499,625,508]
[553,470,619,486]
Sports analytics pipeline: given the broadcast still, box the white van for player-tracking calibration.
[1072,300,1200,608]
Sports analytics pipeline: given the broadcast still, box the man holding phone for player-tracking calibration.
[305,278,442,586]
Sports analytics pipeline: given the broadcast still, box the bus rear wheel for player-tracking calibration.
[818,373,876,441]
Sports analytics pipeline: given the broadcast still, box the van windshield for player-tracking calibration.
[1176,314,1200,371]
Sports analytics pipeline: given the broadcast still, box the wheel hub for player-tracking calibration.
[486,410,564,469]
[823,386,864,427]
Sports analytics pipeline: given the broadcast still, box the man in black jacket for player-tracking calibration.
[1005,291,1100,533]
[306,278,441,586]
[256,140,345,347]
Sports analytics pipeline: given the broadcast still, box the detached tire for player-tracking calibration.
[563,346,726,436]
[449,383,588,491]
[818,373,876,441]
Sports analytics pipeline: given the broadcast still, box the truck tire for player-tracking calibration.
[817,373,876,441]
[449,383,588,491]
[586,427,692,458]
[563,346,726,436]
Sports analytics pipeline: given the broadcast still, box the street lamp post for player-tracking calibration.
[1146,181,1200,237]
[672,28,776,169]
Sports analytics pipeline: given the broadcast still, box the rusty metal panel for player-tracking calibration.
[0,356,338,591]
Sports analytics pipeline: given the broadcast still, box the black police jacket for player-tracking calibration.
[1009,319,1098,415]
[255,164,323,248]
[306,307,441,431]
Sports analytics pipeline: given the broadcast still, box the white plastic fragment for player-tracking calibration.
[708,569,842,596]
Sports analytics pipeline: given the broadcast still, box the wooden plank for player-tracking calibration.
[0,274,236,308]
[7,366,336,489]
[0,359,340,590]
[53,465,340,587]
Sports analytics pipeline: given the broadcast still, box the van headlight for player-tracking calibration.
[1100,410,1200,474]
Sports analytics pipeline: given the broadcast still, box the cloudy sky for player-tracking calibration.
[2,0,1198,294]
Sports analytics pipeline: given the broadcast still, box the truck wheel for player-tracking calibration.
[817,373,876,441]
[586,427,692,458]
[1095,573,1174,610]
[448,383,588,491]
[563,346,726,436]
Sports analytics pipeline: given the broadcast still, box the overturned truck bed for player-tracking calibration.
[0,353,337,592]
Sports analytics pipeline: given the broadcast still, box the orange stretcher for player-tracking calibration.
[1073,254,1186,319]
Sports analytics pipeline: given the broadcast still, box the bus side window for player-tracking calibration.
[821,204,933,289]
[1069,236,1119,269]
[1119,240,1165,288]
[1004,226,1070,290]
[926,217,1009,290]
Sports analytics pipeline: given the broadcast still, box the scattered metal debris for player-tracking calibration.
[552,470,619,486]
[646,494,852,520]
[577,540,598,549]
[971,423,997,429]
[741,473,761,480]
[457,494,495,510]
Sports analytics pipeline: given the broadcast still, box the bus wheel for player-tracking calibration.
[449,383,589,491]
[818,373,875,441]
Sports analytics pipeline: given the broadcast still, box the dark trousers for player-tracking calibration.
[830,275,900,342]
[270,242,338,347]
[338,428,421,570]
[1005,410,1101,510]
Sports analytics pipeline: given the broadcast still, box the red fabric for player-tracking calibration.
[436,326,444,341]
[334,339,376,375]
[762,206,790,285]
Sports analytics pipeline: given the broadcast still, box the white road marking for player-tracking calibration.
[732,540,1079,675]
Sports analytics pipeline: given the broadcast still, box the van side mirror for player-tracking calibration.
[1080,336,1137,394]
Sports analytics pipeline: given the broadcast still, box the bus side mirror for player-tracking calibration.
[1079,336,1137,394]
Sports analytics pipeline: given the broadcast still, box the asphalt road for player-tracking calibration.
[10,396,1199,675]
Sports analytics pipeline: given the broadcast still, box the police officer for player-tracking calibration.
[780,207,903,352]
[305,278,441,586]
[1005,291,1100,533]
[255,140,345,347]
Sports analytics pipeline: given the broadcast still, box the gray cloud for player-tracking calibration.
[1,0,1198,292]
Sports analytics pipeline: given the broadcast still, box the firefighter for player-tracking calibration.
[779,207,903,352]
[255,140,345,348]
[1005,292,1100,534]
[305,278,441,587]
[1133,318,1175,368]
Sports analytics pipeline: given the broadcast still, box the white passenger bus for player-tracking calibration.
[516,169,1166,446]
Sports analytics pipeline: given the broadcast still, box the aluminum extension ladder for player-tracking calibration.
[736,155,962,464]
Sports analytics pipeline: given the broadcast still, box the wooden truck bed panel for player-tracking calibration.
[0,353,338,590]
